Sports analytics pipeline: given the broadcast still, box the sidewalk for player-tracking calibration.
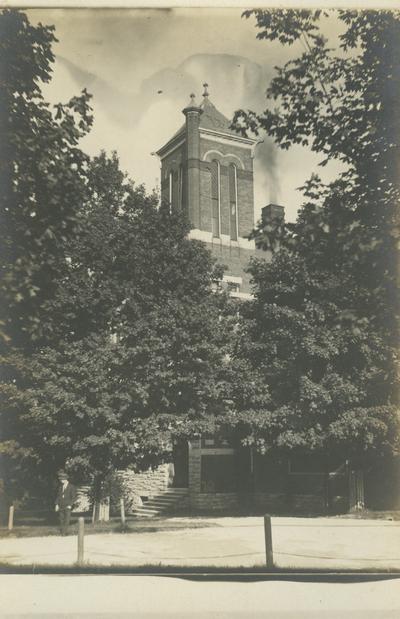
[1,516,399,570]
[1,575,400,618]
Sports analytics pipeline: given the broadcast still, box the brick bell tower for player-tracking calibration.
[155,84,262,297]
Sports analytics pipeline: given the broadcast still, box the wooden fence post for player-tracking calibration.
[77,517,84,566]
[8,505,14,531]
[264,514,274,568]
[120,498,126,525]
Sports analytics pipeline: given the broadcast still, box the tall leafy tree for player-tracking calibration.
[0,11,258,509]
[0,9,93,506]
[0,9,93,350]
[1,151,263,506]
[231,10,400,481]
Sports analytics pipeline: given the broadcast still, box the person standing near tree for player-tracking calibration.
[55,471,77,535]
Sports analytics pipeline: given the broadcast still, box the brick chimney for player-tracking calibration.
[261,203,285,223]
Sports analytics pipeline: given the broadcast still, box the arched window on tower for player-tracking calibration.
[228,163,238,241]
[211,160,221,238]
[168,170,173,212]
[179,164,184,210]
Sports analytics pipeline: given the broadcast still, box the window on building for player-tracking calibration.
[211,279,222,293]
[168,170,173,212]
[226,281,240,294]
[179,164,183,210]
[211,160,221,238]
[228,163,238,240]
[221,275,242,296]
[201,454,236,492]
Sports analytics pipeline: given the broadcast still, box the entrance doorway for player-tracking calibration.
[172,441,189,488]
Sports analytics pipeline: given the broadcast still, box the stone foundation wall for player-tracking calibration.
[72,466,171,514]
[119,465,170,499]
[189,492,239,511]
[289,494,326,513]
[187,491,350,515]
[253,492,288,513]
[188,492,327,514]
[254,492,326,513]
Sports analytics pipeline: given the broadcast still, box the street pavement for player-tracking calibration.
[0,575,400,618]
[1,516,400,570]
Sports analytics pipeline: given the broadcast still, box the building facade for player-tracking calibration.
[156,85,272,297]
[114,87,353,517]
[75,88,398,518]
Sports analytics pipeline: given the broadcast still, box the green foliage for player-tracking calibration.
[0,9,95,502]
[1,339,173,486]
[37,151,224,345]
[234,252,399,460]
[0,9,93,350]
[238,10,399,172]
[235,10,399,315]
[231,10,400,461]
[0,10,258,502]
[1,146,259,497]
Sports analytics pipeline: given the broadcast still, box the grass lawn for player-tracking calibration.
[0,516,214,538]
[1,508,399,539]
[1,562,399,575]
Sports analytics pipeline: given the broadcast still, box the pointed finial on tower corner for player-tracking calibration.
[202,83,209,98]
[182,92,203,115]
[186,92,200,107]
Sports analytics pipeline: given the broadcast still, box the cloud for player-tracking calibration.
[51,51,280,214]
[30,8,349,222]
[45,49,344,223]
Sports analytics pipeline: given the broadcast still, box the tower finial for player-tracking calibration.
[202,83,209,98]
[184,92,200,108]
[182,92,203,114]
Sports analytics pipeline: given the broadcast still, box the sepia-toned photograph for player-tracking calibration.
[0,3,399,617]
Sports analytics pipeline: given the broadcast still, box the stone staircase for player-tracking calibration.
[132,487,188,518]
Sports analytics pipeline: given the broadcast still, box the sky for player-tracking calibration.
[27,8,346,223]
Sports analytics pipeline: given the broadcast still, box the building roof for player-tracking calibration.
[199,96,239,137]
[156,88,253,157]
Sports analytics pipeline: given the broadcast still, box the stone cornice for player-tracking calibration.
[200,127,256,148]
[156,133,185,159]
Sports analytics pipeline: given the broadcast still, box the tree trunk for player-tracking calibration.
[92,477,111,522]
[348,468,365,512]
[92,496,110,522]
